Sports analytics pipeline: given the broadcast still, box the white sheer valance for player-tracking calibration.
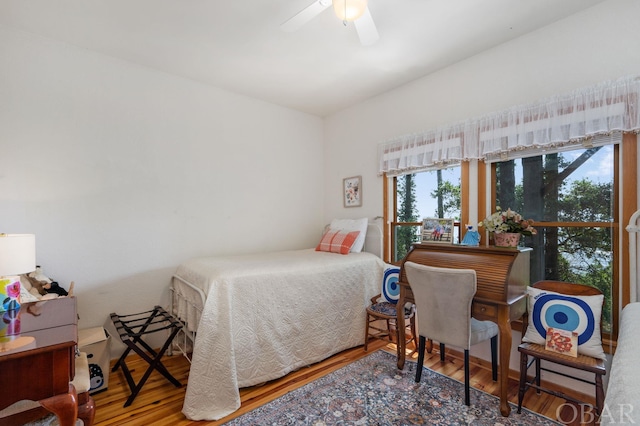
[379,75,640,176]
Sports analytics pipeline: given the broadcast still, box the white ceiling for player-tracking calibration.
[0,0,606,117]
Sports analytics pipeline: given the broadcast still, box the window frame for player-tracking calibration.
[388,167,464,263]
[488,145,619,343]
[383,134,638,348]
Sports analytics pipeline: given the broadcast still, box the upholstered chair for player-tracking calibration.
[405,262,498,406]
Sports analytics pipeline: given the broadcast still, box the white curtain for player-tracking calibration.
[377,122,467,175]
[379,75,640,176]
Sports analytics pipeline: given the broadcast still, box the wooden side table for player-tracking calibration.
[0,297,79,426]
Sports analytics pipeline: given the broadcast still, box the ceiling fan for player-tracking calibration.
[281,0,380,46]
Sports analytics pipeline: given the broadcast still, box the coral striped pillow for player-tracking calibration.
[315,230,361,255]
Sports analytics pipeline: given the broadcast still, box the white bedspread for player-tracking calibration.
[179,249,384,421]
[600,302,640,424]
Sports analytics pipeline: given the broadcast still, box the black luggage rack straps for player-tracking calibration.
[110,305,183,407]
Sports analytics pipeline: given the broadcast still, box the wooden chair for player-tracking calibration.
[364,264,416,353]
[517,280,606,417]
[73,351,96,426]
[405,262,498,406]
[0,351,95,426]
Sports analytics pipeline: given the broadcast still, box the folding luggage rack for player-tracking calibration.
[110,306,183,407]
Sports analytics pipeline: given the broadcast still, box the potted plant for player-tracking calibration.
[479,207,537,247]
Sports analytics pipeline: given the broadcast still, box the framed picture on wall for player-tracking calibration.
[421,217,454,244]
[343,176,362,207]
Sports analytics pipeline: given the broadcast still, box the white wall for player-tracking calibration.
[323,0,640,223]
[2,0,638,372]
[324,0,640,395]
[0,25,324,348]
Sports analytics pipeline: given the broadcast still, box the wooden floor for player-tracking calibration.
[91,340,594,425]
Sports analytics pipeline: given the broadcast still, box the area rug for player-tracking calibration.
[225,350,559,425]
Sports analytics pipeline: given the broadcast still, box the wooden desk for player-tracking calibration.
[396,244,530,417]
[0,297,78,426]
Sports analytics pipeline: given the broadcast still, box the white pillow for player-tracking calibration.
[329,218,368,252]
[523,286,606,360]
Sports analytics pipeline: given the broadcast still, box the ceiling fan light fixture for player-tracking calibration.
[332,0,368,22]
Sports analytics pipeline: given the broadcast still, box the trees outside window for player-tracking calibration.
[395,174,419,261]
[495,146,614,333]
[392,167,461,262]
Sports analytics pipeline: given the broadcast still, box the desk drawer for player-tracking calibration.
[472,302,497,320]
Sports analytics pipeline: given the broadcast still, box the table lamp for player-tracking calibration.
[0,234,36,312]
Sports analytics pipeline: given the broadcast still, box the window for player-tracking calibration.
[494,146,615,335]
[392,167,461,262]
[384,136,636,344]
[380,77,639,345]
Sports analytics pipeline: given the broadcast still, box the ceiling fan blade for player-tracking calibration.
[354,7,379,46]
[280,0,332,32]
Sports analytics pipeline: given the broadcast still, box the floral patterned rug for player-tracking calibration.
[225,350,559,425]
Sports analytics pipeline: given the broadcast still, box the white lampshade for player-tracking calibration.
[332,0,368,22]
[0,234,36,276]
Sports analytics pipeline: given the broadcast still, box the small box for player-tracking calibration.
[78,327,111,394]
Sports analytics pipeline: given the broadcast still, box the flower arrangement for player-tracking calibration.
[479,207,537,236]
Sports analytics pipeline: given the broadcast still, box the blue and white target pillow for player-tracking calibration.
[523,286,606,360]
[381,264,401,304]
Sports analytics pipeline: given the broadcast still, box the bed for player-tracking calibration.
[170,219,385,421]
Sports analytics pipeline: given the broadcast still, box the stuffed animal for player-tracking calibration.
[25,274,49,296]
[26,266,73,297]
